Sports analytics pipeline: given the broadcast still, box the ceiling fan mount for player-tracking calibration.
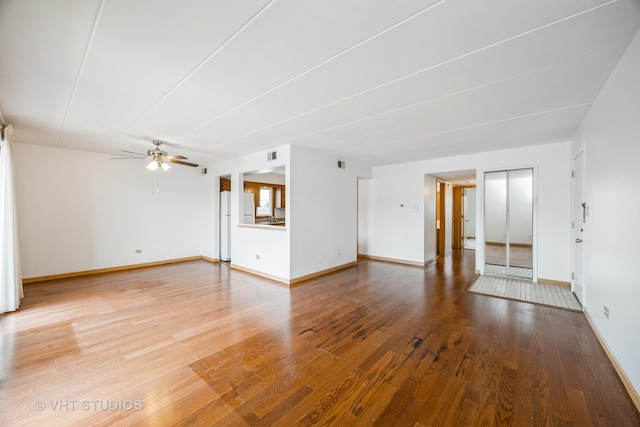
[147,140,169,156]
[113,139,199,171]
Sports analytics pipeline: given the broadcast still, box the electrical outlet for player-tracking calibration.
[603,306,610,318]
[256,254,260,260]
[135,249,142,254]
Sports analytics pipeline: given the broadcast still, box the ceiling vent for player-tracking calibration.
[337,160,346,169]
[267,151,277,161]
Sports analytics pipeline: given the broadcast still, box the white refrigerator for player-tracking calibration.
[242,192,255,224]
[220,191,231,261]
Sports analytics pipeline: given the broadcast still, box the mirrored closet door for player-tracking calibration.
[484,168,533,279]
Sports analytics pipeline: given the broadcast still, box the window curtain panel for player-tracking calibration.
[0,124,23,314]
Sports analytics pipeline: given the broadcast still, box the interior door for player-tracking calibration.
[572,152,585,304]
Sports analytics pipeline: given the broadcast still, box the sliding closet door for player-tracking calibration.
[507,169,533,278]
[484,172,508,274]
[484,169,533,279]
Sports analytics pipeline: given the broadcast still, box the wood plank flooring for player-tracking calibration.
[1,251,638,426]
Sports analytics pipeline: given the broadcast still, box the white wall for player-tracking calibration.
[571,28,640,394]
[208,144,370,282]
[357,178,373,255]
[361,142,571,281]
[289,146,360,279]
[424,175,437,263]
[208,146,291,280]
[244,172,285,185]
[463,188,476,238]
[14,143,207,278]
[362,165,427,264]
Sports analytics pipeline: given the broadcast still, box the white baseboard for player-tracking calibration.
[358,254,425,267]
[583,308,640,411]
[22,256,211,284]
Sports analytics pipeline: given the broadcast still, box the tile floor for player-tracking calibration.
[484,264,533,279]
[468,274,582,311]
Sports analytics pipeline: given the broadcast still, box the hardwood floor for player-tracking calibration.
[1,251,638,426]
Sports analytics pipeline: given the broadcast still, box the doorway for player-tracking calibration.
[436,181,446,257]
[484,168,533,279]
[453,186,476,250]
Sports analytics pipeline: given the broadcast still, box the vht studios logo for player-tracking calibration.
[35,399,143,411]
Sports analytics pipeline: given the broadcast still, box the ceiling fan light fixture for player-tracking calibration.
[115,140,197,170]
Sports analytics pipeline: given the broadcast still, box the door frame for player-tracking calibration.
[437,181,446,257]
[453,185,476,249]
[452,186,463,249]
[572,151,585,304]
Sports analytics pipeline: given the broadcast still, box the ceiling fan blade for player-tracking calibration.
[169,159,199,167]
[111,157,147,160]
[166,155,188,160]
[120,150,147,156]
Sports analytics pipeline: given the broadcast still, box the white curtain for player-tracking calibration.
[0,124,23,313]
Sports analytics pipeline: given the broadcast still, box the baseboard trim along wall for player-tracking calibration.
[22,256,218,284]
[584,308,640,411]
[537,278,571,289]
[229,264,289,285]
[358,254,425,267]
[230,261,358,287]
[23,256,356,288]
[289,261,358,285]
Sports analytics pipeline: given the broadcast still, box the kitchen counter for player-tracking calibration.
[255,218,286,226]
[239,223,286,231]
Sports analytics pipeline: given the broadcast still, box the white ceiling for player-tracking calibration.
[1,0,639,167]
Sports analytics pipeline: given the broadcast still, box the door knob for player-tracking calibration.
[575,238,583,243]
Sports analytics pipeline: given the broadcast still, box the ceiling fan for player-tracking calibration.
[113,140,198,171]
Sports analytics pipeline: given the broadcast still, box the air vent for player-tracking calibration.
[267,151,277,161]
[337,160,346,169]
